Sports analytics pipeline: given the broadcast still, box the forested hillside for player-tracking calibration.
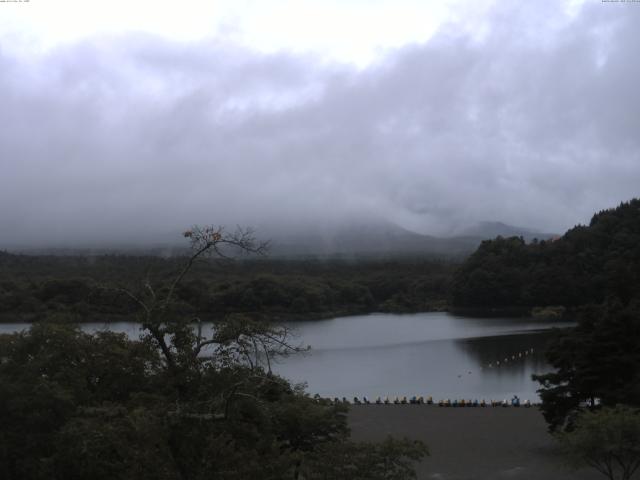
[0,253,453,322]
[451,199,640,312]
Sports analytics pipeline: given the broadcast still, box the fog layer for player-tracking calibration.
[1,2,639,246]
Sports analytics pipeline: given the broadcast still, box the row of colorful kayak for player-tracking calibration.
[437,397,532,407]
[315,395,534,407]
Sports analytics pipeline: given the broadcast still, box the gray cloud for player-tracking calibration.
[1,1,639,246]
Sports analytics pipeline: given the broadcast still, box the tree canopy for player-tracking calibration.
[0,225,427,479]
[451,198,640,312]
[557,405,640,480]
[0,252,453,324]
[449,199,640,432]
[533,300,640,431]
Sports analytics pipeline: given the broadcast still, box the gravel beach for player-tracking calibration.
[349,405,602,480]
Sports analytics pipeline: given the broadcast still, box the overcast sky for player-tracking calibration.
[1,0,639,246]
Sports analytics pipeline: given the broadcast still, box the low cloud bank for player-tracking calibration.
[1,2,639,246]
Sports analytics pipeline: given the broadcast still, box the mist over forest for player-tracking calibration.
[2,2,640,479]
[2,1,640,248]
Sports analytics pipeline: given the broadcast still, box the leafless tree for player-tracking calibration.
[119,225,271,370]
[116,224,311,420]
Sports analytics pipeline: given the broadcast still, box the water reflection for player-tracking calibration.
[457,331,557,372]
[274,313,571,401]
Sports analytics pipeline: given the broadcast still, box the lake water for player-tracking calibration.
[0,312,573,402]
[275,312,573,402]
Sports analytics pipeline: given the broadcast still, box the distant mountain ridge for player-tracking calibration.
[5,219,557,258]
[264,219,556,258]
[456,221,558,243]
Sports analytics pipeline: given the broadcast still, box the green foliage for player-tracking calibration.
[557,405,640,480]
[53,406,176,480]
[0,254,455,322]
[303,436,428,480]
[534,301,640,431]
[0,320,425,479]
[0,226,427,479]
[452,198,640,311]
[449,200,640,433]
[0,324,161,479]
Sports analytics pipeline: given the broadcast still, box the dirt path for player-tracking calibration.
[348,405,602,480]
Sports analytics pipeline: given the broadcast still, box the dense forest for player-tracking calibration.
[3,199,639,324]
[451,199,640,314]
[2,201,640,477]
[0,227,428,480]
[0,253,454,323]
[0,310,428,480]
[447,199,640,432]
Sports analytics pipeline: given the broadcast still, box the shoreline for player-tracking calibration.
[0,306,574,325]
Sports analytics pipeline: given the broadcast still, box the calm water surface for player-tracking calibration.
[0,312,573,401]
[275,312,573,401]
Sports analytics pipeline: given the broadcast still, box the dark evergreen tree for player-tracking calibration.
[534,300,640,431]
[452,198,640,312]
